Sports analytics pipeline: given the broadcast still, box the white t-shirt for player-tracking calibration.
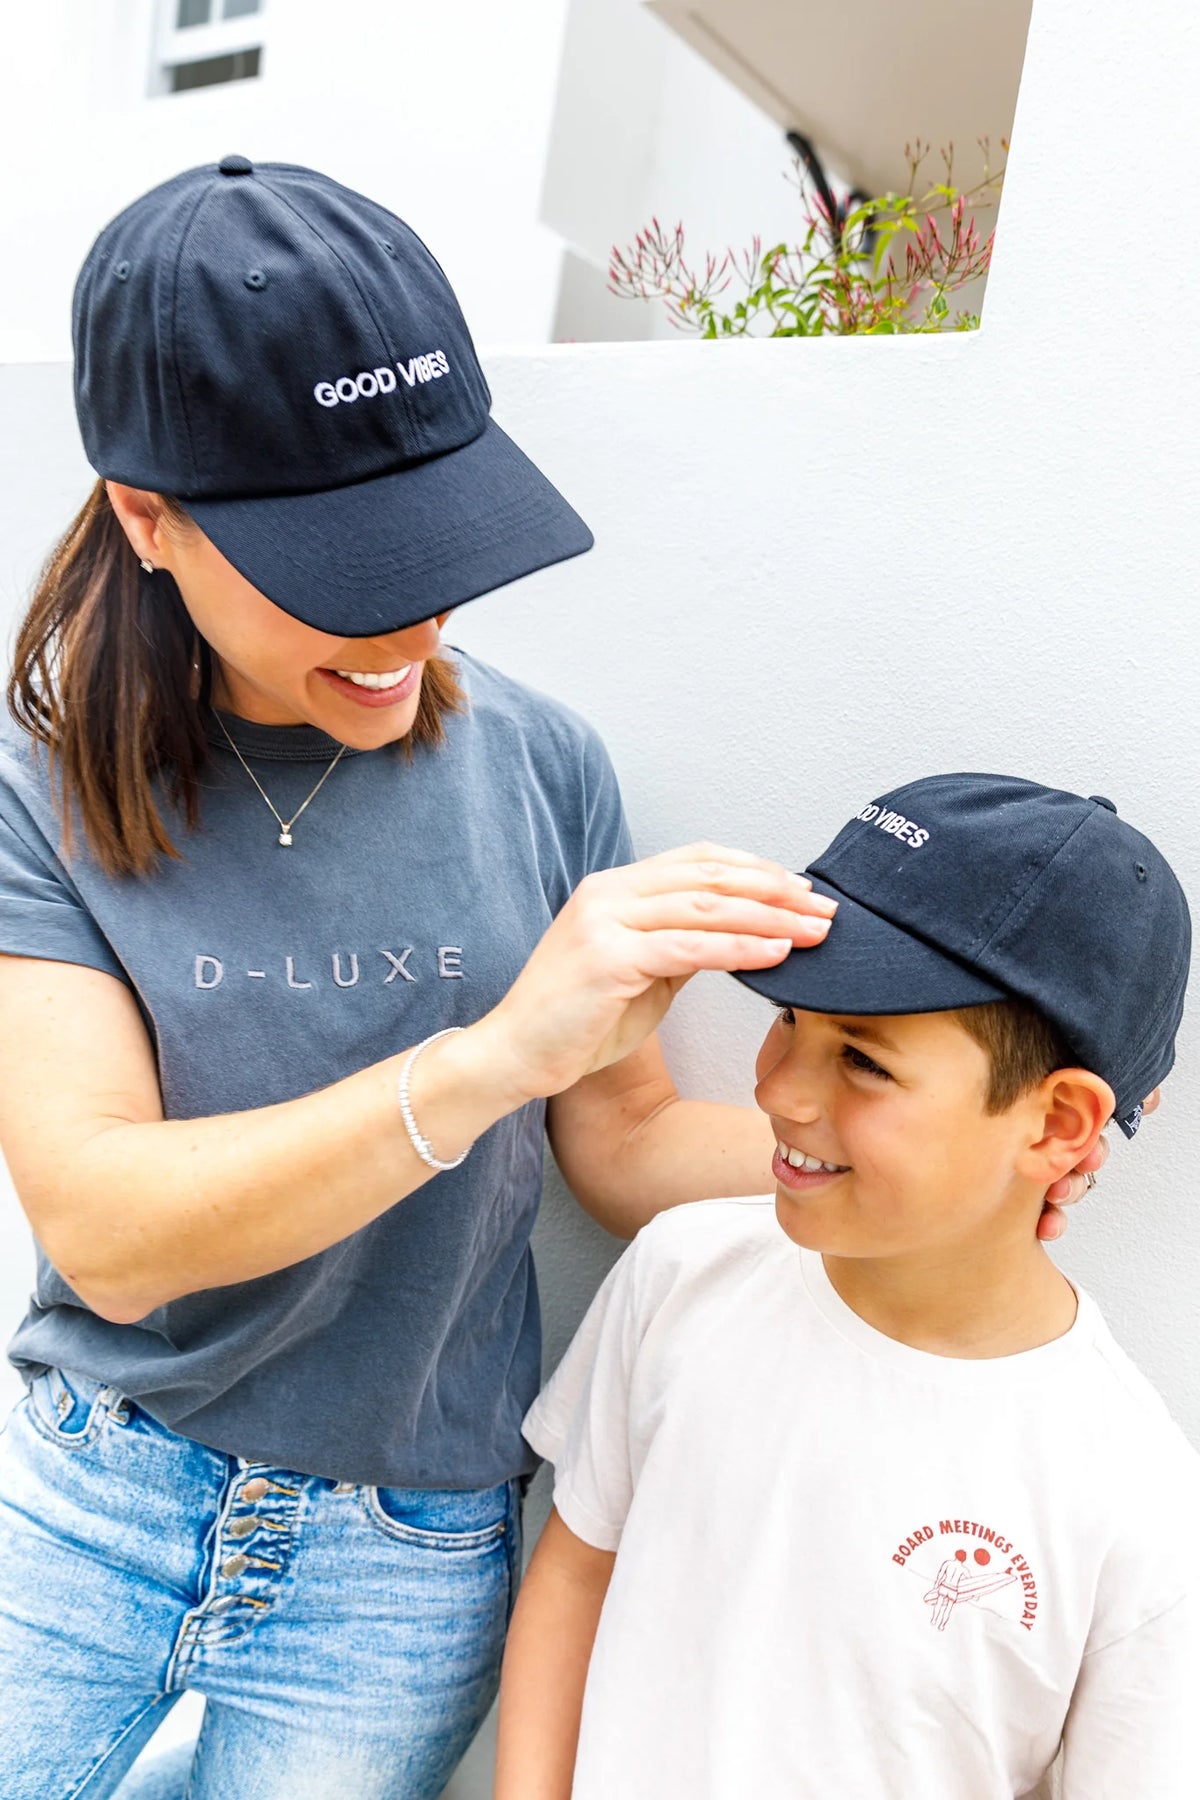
[523,1196,1200,1799]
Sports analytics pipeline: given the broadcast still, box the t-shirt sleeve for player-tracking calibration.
[1058,1590,1200,1796]
[580,725,635,878]
[0,801,127,982]
[522,1238,645,1552]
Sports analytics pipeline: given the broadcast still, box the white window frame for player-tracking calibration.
[151,0,266,98]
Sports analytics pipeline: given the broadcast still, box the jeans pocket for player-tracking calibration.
[24,1367,120,1451]
[361,1479,511,1551]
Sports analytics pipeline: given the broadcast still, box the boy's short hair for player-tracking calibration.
[954,1000,1073,1114]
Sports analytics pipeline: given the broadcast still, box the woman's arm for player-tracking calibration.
[0,954,532,1322]
[0,842,829,1320]
[546,1031,775,1237]
[495,1507,615,1800]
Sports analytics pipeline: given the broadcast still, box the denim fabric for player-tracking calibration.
[0,1369,523,1798]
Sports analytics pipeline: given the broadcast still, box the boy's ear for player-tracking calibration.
[1015,1070,1116,1186]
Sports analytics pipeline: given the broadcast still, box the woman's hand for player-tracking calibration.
[481,843,835,1102]
[1036,1088,1161,1240]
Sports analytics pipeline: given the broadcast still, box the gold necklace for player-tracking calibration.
[213,709,349,847]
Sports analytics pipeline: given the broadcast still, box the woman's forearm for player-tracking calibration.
[554,1072,780,1245]
[496,1508,614,1800]
[54,1018,532,1321]
[622,1096,776,1224]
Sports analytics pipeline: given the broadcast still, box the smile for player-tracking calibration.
[315,664,422,707]
[332,666,412,689]
[776,1140,849,1174]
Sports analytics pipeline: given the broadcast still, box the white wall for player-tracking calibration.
[0,0,573,359]
[1,0,1198,1790]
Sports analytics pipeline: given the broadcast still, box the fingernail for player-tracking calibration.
[809,895,839,917]
[803,918,832,938]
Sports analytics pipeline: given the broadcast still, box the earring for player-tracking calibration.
[139,558,155,573]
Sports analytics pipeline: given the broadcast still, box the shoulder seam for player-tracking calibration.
[1084,1330,1177,1429]
[1084,1587,1192,1659]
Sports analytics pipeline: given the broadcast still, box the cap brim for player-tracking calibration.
[733,877,1010,1015]
[182,419,594,635]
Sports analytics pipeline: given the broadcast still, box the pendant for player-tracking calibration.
[279,830,293,847]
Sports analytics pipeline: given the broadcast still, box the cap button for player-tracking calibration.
[218,154,254,177]
[1089,794,1118,813]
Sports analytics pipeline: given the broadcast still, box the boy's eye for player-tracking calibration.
[772,1007,892,1081]
[841,1043,892,1081]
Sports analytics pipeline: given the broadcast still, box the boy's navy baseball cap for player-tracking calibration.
[735,774,1191,1138]
[71,157,593,635]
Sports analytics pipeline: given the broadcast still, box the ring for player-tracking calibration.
[1083,1170,1098,1192]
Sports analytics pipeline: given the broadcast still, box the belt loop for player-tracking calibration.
[99,1383,131,1426]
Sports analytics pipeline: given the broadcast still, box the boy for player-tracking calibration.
[496,774,1200,1798]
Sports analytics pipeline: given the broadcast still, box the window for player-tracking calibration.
[170,47,262,92]
[153,0,265,96]
[176,1,261,25]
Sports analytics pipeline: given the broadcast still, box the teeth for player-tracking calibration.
[779,1143,845,1175]
[334,667,411,690]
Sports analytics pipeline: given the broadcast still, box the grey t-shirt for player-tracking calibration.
[0,648,634,1487]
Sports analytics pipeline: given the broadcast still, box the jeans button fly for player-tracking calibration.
[221,1554,249,1579]
[241,1477,269,1502]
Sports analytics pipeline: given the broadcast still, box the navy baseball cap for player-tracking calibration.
[734,774,1191,1139]
[71,156,593,635]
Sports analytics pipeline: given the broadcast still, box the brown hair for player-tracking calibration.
[7,479,466,879]
[954,999,1073,1113]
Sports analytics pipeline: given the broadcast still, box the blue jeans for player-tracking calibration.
[0,1366,524,1798]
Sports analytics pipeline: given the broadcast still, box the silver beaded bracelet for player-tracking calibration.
[397,1027,471,1172]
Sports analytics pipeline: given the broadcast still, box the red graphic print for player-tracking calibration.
[890,1516,1041,1633]
[923,1546,1019,1632]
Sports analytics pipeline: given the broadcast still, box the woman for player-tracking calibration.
[0,158,1099,1799]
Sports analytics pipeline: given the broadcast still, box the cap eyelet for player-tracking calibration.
[114,261,131,282]
[244,269,267,291]
[1135,863,1149,882]
[379,239,395,256]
